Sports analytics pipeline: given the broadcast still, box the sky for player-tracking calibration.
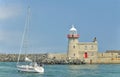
[0,0,120,54]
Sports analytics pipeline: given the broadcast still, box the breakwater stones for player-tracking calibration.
[0,54,85,65]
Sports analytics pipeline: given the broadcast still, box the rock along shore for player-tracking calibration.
[0,54,85,65]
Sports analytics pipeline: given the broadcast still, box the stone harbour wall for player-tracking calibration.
[0,54,120,64]
[0,54,47,62]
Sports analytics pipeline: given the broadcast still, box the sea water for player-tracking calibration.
[0,62,120,77]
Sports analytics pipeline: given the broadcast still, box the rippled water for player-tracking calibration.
[0,62,120,77]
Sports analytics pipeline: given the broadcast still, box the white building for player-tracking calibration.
[47,25,120,64]
[67,26,98,62]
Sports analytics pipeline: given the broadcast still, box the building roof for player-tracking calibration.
[69,25,77,32]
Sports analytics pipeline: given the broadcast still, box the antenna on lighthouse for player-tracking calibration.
[72,25,75,28]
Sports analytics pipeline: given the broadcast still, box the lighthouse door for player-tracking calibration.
[84,52,88,58]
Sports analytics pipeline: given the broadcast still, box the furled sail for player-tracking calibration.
[25,57,32,62]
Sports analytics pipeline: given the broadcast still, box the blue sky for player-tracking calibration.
[0,0,120,53]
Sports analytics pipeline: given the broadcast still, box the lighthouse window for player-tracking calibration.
[72,34,74,37]
[102,53,103,56]
[73,53,75,56]
[73,45,75,48]
[91,45,94,50]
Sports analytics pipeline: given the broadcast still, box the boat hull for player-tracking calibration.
[17,65,44,73]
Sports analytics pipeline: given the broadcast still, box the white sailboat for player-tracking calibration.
[16,5,44,73]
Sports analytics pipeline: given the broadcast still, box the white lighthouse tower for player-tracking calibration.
[67,25,80,59]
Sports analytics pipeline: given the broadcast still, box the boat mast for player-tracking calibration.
[17,2,31,65]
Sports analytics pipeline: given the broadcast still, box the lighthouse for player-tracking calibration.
[67,25,80,59]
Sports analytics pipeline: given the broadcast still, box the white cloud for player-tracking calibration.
[0,5,22,20]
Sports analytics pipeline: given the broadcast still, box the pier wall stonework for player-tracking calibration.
[47,53,67,60]
[0,54,47,62]
[96,58,120,64]
[46,52,120,64]
[0,53,120,64]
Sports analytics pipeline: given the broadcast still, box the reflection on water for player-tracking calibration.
[67,65,99,77]
[68,64,98,70]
